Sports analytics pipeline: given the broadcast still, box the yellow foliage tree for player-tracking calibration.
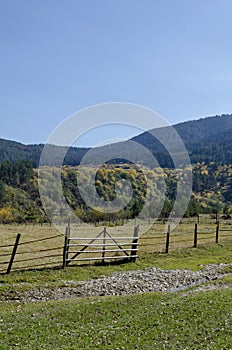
[0,208,14,223]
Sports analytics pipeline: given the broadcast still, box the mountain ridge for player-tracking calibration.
[0,113,232,167]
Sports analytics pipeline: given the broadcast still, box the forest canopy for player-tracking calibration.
[0,160,231,224]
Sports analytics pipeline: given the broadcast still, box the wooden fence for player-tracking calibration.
[0,233,63,274]
[0,220,231,274]
[63,225,139,268]
[139,221,231,254]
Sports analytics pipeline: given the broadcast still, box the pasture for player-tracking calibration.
[0,217,231,349]
[0,241,231,350]
[0,216,231,274]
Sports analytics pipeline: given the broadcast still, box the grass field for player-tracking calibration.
[0,285,231,350]
[0,242,231,349]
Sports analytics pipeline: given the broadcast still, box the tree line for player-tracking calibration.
[0,160,231,224]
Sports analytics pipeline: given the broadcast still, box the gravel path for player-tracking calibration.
[2,263,231,303]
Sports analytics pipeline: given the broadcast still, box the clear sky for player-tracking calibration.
[1,0,232,146]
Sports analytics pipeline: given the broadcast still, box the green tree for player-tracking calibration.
[0,180,5,207]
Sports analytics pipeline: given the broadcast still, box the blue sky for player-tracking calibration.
[1,0,232,146]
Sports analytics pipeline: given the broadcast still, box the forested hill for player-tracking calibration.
[131,114,232,165]
[0,139,89,167]
[133,114,232,148]
[0,114,232,166]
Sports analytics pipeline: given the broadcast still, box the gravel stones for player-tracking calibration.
[1,263,231,303]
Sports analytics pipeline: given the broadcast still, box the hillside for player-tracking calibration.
[132,114,232,166]
[0,160,231,224]
[0,114,232,167]
[0,138,89,167]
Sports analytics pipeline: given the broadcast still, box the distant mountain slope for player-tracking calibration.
[0,139,43,165]
[132,114,232,150]
[0,138,89,167]
[0,114,232,166]
[188,128,232,150]
[131,114,232,165]
[174,114,232,145]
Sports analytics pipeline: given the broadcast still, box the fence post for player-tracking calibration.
[215,221,219,243]
[6,233,21,274]
[165,225,171,253]
[101,227,107,263]
[130,225,139,262]
[62,225,70,268]
[194,223,198,248]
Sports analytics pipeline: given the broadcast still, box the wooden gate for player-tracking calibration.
[63,226,139,268]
